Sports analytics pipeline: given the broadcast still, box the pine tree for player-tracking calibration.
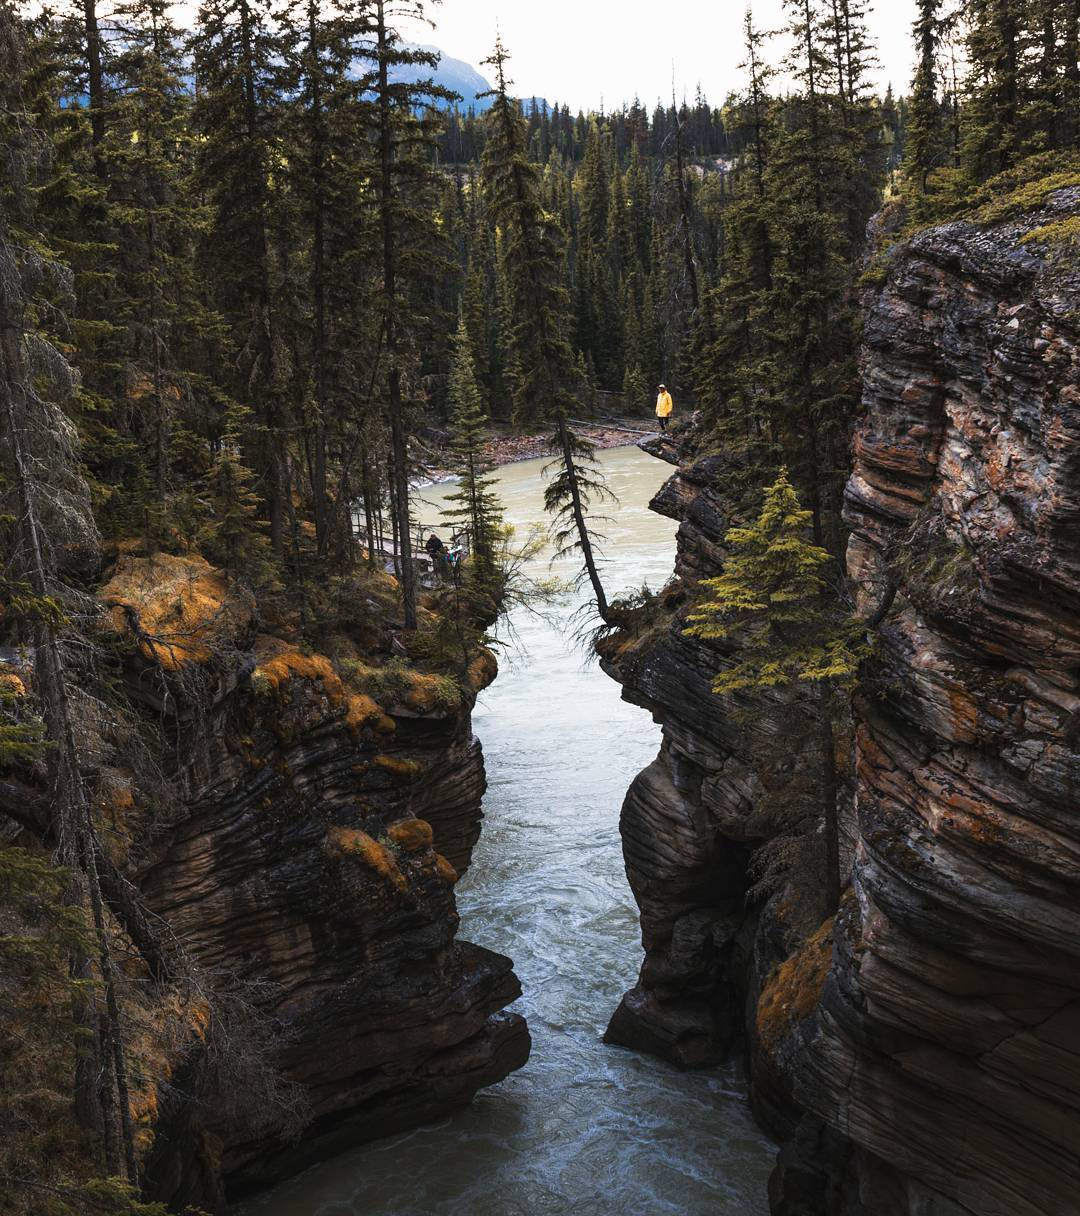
[279,0,371,555]
[480,36,613,620]
[963,0,1023,177]
[192,0,290,553]
[700,10,779,466]
[762,0,870,551]
[685,469,861,908]
[906,0,948,189]
[361,0,454,629]
[201,403,276,584]
[441,315,503,574]
[105,0,206,525]
[0,10,141,1183]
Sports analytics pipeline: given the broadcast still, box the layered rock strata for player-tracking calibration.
[599,451,781,1071]
[603,187,1080,1215]
[50,556,528,1210]
[769,188,1080,1216]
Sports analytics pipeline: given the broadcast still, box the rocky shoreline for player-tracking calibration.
[420,417,659,482]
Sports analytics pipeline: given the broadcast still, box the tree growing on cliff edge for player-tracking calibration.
[0,7,145,1192]
[192,0,291,555]
[359,0,457,629]
[685,469,862,910]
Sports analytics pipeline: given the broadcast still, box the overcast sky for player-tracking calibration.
[397,0,919,112]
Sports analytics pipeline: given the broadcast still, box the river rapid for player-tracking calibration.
[241,444,774,1216]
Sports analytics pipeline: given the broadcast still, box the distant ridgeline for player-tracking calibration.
[65,40,545,115]
[385,45,550,114]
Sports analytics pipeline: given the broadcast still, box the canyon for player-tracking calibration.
[5,191,1077,1216]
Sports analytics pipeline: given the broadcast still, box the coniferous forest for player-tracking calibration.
[2,0,1080,1211]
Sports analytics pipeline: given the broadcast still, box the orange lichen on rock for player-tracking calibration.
[0,672,26,697]
[374,754,423,780]
[254,638,399,738]
[101,553,255,672]
[387,818,434,853]
[253,635,340,693]
[756,915,835,1056]
[322,826,407,891]
[402,672,451,713]
[345,693,396,736]
[435,853,459,885]
[466,648,498,692]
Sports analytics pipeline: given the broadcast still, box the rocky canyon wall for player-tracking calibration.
[4,555,529,1213]
[602,186,1080,1215]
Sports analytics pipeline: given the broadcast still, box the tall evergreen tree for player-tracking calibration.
[105,0,205,523]
[0,9,141,1185]
[441,314,503,574]
[280,0,371,555]
[685,469,861,910]
[906,0,948,189]
[192,0,290,551]
[362,0,454,629]
[963,0,1023,176]
[480,37,613,620]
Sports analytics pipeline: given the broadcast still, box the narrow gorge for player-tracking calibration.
[4,0,1080,1211]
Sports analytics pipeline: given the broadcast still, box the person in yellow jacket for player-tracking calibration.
[655,383,674,431]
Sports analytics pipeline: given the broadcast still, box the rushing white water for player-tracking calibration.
[240,444,774,1216]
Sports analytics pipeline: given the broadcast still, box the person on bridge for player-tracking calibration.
[655,384,674,431]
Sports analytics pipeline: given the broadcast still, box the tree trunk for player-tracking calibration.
[307,0,329,554]
[557,418,609,620]
[238,0,283,555]
[83,0,105,164]
[377,1,416,628]
[2,276,140,1187]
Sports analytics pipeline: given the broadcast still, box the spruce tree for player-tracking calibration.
[906,0,947,190]
[361,0,454,629]
[105,0,205,524]
[279,0,372,557]
[963,0,1023,177]
[700,10,779,469]
[201,403,276,584]
[480,36,613,620]
[0,10,141,1183]
[441,315,503,576]
[685,469,861,909]
[191,0,290,553]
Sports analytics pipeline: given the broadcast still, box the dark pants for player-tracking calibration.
[658,415,668,431]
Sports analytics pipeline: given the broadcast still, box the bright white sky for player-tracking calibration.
[399,0,919,111]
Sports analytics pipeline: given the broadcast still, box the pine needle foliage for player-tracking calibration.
[480,36,613,620]
[685,468,862,694]
[441,314,503,574]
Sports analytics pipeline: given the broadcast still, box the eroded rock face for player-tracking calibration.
[96,560,529,1210]
[772,192,1080,1216]
[605,189,1080,1215]
[598,455,783,1072]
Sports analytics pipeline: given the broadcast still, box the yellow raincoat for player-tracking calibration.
[655,389,673,419]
